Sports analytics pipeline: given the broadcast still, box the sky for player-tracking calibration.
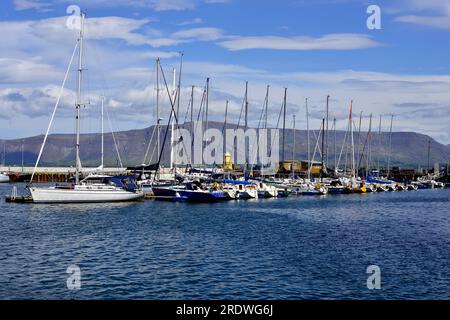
[0,0,450,144]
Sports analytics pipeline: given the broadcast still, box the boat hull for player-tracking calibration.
[177,190,231,202]
[0,174,10,183]
[30,187,143,203]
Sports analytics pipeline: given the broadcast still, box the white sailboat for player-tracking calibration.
[0,172,9,183]
[29,13,143,203]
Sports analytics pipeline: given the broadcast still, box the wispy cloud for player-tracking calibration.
[14,0,52,12]
[177,17,203,26]
[395,15,450,29]
[56,0,230,11]
[218,34,381,51]
[394,0,450,29]
[172,27,224,41]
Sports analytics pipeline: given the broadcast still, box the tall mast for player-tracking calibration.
[333,117,337,171]
[282,88,287,163]
[377,114,382,177]
[366,113,373,178]
[244,81,248,170]
[177,53,183,123]
[292,114,296,179]
[101,96,104,168]
[264,85,269,129]
[350,100,355,179]
[356,111,363,175]
[387,114,394,178]
[75,12,85,184]
[321,118,325,182]
[156,58,160,165]
[170,68,176,171]
[306,98,310,180]
[244,81,248,131]
[325,95,330,168]
[190,85,194,164]
[205,78,210,171]
[224,100,229,165]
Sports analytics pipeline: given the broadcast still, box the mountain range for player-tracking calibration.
[1,122,449,169]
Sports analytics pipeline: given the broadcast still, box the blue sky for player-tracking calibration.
[1,0,450,144]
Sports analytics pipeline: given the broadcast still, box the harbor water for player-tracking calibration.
[0,183,449,299]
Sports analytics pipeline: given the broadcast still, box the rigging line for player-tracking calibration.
[250,95,271,174]
[308,121,324,177]
[336,120,350,172]
[236,82,247,129]
[268,100,284,159]
[311,128,323,159]
[142,124,158,165]
[30,41,79,184]
[357,115,372,173]
[158,64,192,167]
[105,106,123,168]
[196,86,206,121]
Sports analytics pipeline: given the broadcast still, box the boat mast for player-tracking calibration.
[387,114,394,178]
[264,85,269,129]
[333,117,337,171]
[190,85,194,164]
[177,53,183,125]
[366,113,373,178]
[427,139,431,174]
[292,114,296,179]
[377,114,382,177]
[350,100,355,179]
[244,81,248,171]
[170,68,176,171]
[356,111,363,175]
[282,88,287,163]
[224,100,228,170]
[75,12,85,184]
[306,97,310,180]
[205,78,209,173]
[101,96,104,168]
[156,58,160,166]
[325,95,330,168]
[321,118,325,183]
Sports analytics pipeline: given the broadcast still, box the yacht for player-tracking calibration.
[30,174,143,203]
[28,14,143,203]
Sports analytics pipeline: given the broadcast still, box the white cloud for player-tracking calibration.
[0,58,63,84]
[395,15,450,29]
[219,34,381,51]
[401,0,450,14]
[394,0,450,29]
[14,0,51,11]
[177,18,203,26]
[172,27,224,41]
[56,0,230,11]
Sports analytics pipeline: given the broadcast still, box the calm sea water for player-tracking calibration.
[0,183,449,300]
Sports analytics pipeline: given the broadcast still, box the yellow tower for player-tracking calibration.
[223,152,233,171]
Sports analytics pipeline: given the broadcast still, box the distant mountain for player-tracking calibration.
[1,121,449,168]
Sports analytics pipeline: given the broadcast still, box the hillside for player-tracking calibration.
[1,122,449,168]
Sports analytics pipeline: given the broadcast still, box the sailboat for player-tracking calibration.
[0,172,9,183]
[29,13,143,203]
